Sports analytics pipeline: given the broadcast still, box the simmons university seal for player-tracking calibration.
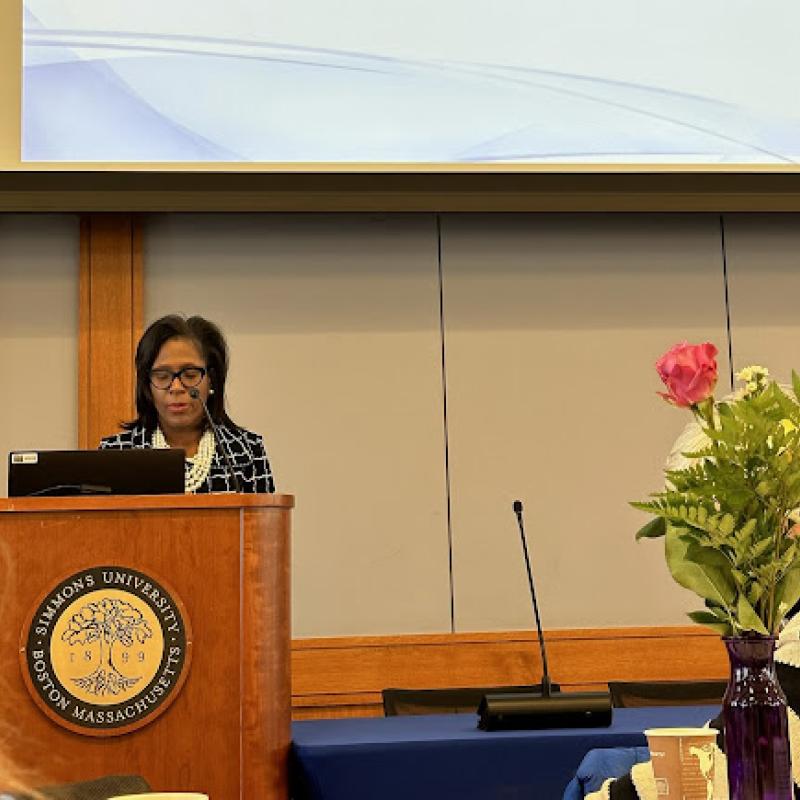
[20,566,192,736]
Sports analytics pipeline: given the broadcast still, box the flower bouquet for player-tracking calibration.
[634,343,800,636]
[633,341,800,799]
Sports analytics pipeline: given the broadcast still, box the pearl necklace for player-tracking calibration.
[152,426,215,493]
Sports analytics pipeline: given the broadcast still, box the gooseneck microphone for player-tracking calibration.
[188,388,243,493]
[513,499,555,697]
[477,500,613,731]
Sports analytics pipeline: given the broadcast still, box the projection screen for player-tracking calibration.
[21,0,800,165]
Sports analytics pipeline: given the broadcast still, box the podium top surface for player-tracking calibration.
[0,492,295,513]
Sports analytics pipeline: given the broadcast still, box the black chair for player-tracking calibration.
[12,775,151,800]
[607,679,727,708]
[382,685,547,716]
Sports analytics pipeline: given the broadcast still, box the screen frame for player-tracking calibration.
[7,3,800,175]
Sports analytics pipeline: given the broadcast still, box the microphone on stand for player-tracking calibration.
[188,388,243,493]
[477,500,612,731]
[513,499,557,698]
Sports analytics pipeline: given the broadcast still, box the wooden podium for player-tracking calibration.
[0,493,293,799]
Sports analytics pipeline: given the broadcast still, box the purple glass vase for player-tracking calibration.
[723,635,793,800]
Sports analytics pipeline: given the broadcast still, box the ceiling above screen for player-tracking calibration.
[21,0,800,166]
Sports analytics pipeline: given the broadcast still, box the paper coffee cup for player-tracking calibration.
[645,727,718,799]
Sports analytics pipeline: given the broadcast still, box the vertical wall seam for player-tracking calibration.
[436,214,456,634]
[78,216,91,449]
[129,219,136,415]
[719,215,735,391]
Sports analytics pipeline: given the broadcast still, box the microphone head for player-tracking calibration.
[188,388,200,400]
[512,500,523,515]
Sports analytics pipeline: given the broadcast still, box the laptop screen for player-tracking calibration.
[7,449,186,497]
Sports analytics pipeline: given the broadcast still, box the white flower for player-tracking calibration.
[736,365,770,397]
[736,365,769,382]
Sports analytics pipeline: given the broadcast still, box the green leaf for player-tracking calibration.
[687,610,732,636]
[665,526,736,607]
[775,566,800,620]
[735,594,769,635]
[751,538,773,560]
[705,601,731,620]
[635,516,667,540]
[681,449,713,459]
[731,569,746,587]
[736,518,757,544]
[718,514,736,535]
[747,582,764,605]
[630,501,663,514]
[792,370,800,403]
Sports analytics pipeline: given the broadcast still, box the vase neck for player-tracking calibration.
[724,636,777,672]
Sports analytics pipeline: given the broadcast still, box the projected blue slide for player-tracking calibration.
[22,0,800,164]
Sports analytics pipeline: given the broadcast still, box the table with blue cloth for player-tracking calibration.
[291,704,718,800]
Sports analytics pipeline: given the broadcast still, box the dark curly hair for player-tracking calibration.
[123,314,237,432]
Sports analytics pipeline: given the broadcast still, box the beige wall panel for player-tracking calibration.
[144,214,450,637]
[442,214,730,631]
[0,215,79,495]
[723,215,800,381]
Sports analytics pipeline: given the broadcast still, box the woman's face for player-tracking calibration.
[149,336,211,435]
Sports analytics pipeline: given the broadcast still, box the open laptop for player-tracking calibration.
[7,449,185,497]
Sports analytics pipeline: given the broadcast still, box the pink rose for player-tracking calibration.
[655,342,718,407]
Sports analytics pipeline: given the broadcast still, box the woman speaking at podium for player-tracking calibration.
[100,314,275,494]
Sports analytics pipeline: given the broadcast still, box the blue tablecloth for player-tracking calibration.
[562,746,651,800]
[291,704,719,800]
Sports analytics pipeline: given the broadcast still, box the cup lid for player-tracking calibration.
[108,795,209,800]
[644,727,717,737]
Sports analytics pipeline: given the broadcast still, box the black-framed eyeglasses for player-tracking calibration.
[149,366,207,390]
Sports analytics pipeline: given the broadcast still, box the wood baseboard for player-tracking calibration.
[290,626,728,719]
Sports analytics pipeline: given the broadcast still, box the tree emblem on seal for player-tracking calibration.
[61,597,153,696]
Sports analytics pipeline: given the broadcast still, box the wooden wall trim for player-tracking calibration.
[3,172,800,212]
[290,627,728,718]
[78,214,143,448]
[132,219,144,345]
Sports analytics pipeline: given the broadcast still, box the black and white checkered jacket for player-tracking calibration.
[99,423,275,494]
